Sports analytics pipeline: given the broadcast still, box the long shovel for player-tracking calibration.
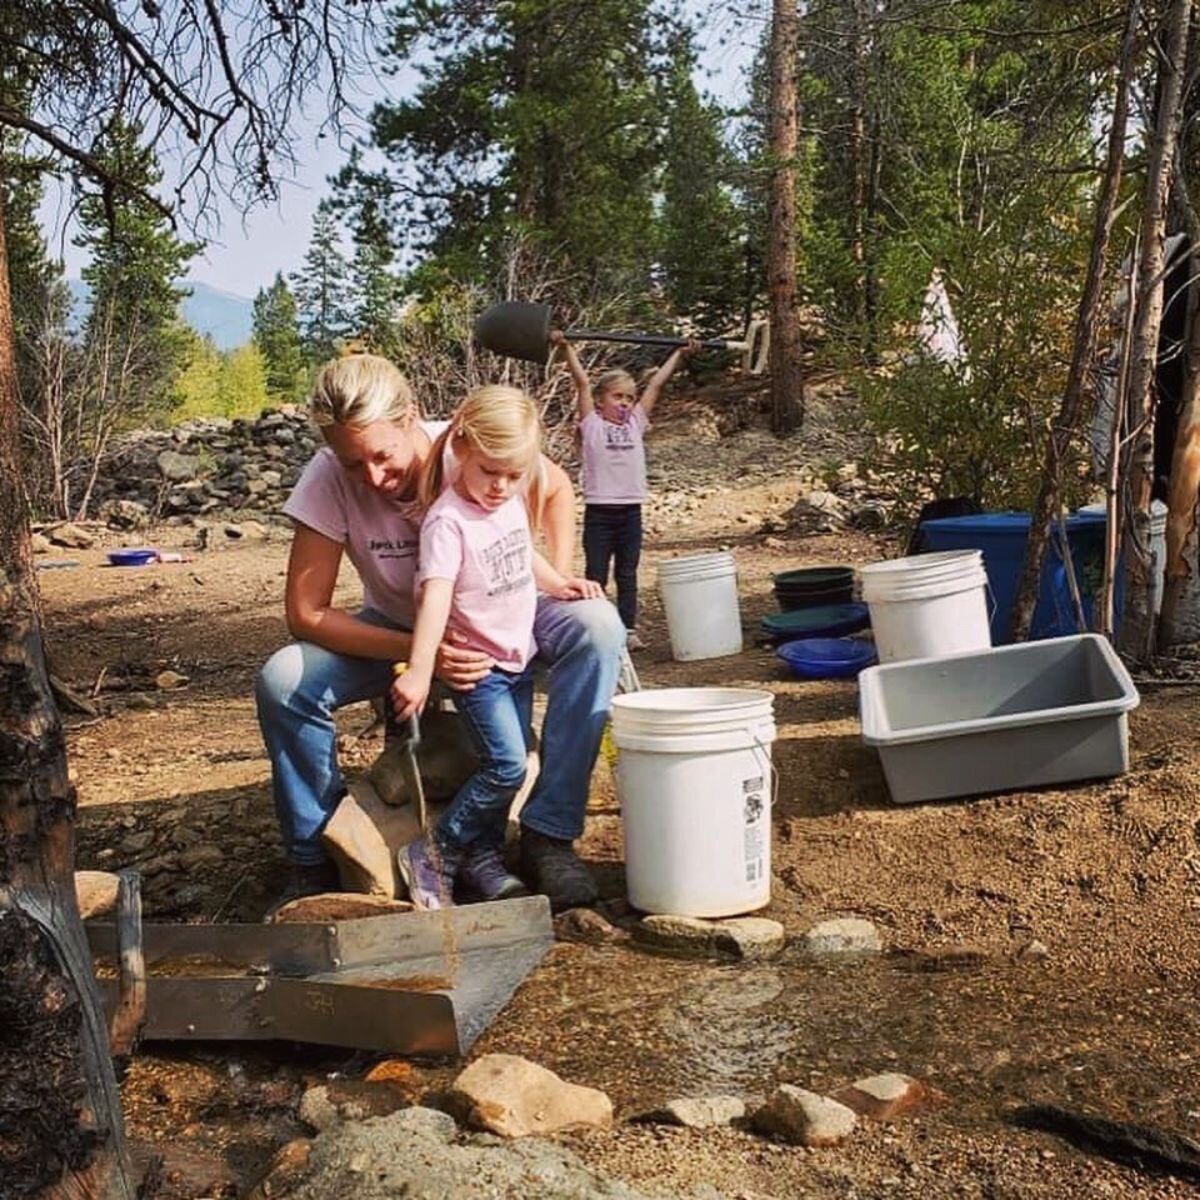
[474,300,770,374]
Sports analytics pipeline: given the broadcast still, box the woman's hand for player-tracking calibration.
[550,576,604,602]
[434,630,494,690]
[392,667,432,722]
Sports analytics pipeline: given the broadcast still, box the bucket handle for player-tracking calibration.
[750,734,779,812]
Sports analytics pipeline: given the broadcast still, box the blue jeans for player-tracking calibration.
[583,503,643,629]
[255,596,624,865]
[440,666,534,851]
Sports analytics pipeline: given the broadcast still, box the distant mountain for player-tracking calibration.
[66,278,255,351]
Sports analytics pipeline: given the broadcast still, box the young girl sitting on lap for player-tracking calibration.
[391,385,601,909]
[553,331,698,650]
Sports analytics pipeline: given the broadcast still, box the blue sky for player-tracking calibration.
[40,4,758,300]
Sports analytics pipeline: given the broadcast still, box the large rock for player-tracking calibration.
[321,783,400,898]
[99,498,150,530]
[644,1095,746,1129]
[157,449,201,482]
[299,1080,416,1133]
[833,1073,938,1121]
[634,914,785,960]
[370,709,481,807]
[803,917,882,955]
[449,1053,613,1138]
[48,522,95,549]
[751,1085,857,1147]
[285,1106,661,1200]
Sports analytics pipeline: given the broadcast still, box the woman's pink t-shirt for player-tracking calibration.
[282,420,448,627]
[416,488,537,671]
[579,407,649,504]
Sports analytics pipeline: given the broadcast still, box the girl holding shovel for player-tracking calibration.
[552,331,700,650]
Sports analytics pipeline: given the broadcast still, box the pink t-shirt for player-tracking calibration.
[417,488,537,671]
[282,420,448,626]
[579,407,649,504]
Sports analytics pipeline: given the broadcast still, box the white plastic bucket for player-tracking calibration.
[860,550,991,664]
[658,552,743,662]
[611,687,775,917]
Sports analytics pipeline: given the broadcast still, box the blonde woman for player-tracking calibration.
[255,355,623,912]
[391,387,601,908]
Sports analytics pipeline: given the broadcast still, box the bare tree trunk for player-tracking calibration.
[1117,0,1193,662]
[847,0,867,329]
[767,0,804,435]
[1008,0,1142,642]
[1159,228,1200,647]
[0,198,136,1196]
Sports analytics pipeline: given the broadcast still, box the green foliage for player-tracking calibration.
[657,37,745,328]
[290,203,352,364]
[349,199,404,359]
[174,334,270,422]
[75,120,200,426]
[360,0,681,288]
[173,331,224,421]
[222,344,270,419]
[253,272,307,401]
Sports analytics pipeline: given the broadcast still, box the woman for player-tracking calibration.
[255,354,624,912]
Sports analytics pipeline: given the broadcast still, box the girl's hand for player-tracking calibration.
[392,668,432,721]
[549,329,566,346]
[552,576,604,602]
[681,337,703,357]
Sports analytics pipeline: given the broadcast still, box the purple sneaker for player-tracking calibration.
[460,845,529,902]
[397,835,461,910]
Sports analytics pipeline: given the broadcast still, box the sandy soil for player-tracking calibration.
[41,387,1200,1198]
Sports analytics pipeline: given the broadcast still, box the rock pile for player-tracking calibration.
[90,406,321,525]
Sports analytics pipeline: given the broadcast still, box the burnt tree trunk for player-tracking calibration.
[1008,0,1142,642]
[1159,230,1200,647]
[1117,0,1193,662]
[0,197,135,1194]
[767,0,804,434]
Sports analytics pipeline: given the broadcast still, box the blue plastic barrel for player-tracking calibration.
[916,512,1108,643]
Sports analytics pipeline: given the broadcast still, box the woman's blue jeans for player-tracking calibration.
[255,596,625,865]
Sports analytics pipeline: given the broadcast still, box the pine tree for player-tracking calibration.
[349,200,403,358]
[363,0,678,285]
[658,37,744,329]
[290,204,351,365]
[252,272,306,402]
[75,120,199,425]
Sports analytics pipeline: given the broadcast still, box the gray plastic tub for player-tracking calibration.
[859,634,1140,804]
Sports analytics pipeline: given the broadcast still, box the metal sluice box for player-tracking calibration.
[88,896,553,1057]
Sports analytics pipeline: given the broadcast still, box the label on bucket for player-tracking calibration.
[743,775,767,884]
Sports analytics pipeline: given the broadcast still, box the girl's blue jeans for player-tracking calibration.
[440,664,534,851]
[255,596,624,865]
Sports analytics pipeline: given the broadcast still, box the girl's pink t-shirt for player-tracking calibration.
[416,487,537,672]
[282,420,448,627]
[579,407,649,504]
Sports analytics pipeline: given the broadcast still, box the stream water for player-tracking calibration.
[481,942,1200,1132]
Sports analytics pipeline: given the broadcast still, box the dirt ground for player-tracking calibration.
[41,388,1200,1198]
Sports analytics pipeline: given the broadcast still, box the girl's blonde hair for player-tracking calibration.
[309,354,416,430]
[594,368,636,399]
[419,385,546,527]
